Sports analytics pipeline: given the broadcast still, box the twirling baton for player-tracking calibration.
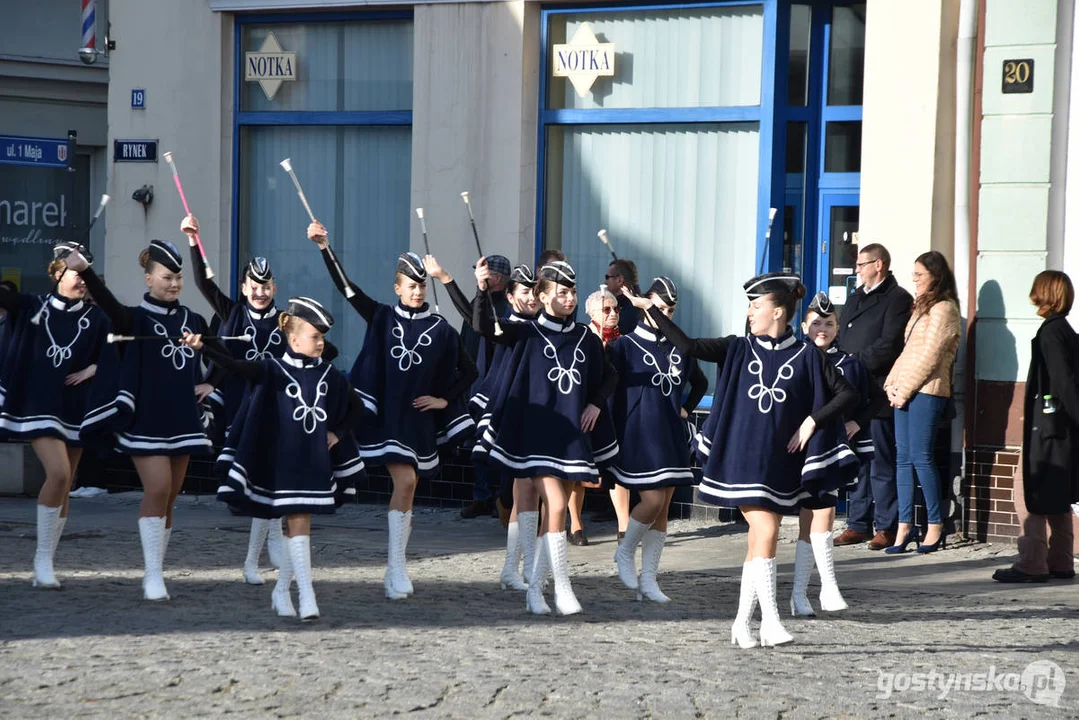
[414,208,440,313]
[460,192,502,336]
[163,152,213,279]
[597,229,618,262]
[32,194,111,326]
[107,333,253,344]
[279,158,355,299]
[758,207,778,275]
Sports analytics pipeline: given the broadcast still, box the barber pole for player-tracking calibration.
[81,0,95,49]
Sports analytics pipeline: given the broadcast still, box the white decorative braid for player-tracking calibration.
[42,306,93,368]
[537,325,587,395]
[275,359,332,435]
[153,309,195,370]
[390,316,443,372]
[626,335,683,397]
[244,317,283,360]
[746,342,806,414]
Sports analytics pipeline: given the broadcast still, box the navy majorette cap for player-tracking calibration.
[53,241,94,266]
[743,271,803,299]
[648,276,678,306]
[245,256,273,284]
[538,260,576,288]
[396,252,427,282]
[509,264,536,288]
[287,296,334,333]
[148,239,183,273]
[807,291,835,317]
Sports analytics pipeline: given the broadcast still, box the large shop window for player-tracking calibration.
[544,123,759,347]
[237,18,412,368]
[541,4,765,352]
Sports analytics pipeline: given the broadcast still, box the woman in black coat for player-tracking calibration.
[993,270,1079,582]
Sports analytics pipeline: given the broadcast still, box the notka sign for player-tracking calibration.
[552,23,615,97]
[245,32,297,101]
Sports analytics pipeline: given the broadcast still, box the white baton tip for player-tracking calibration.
[598,229,608,239]
[460,191,470,201]
[279,158,292,171]
[107,333,119,343]
[162,151,173,163]
[415,208,424,219]
[100,194,111,206]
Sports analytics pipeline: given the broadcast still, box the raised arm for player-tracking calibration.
[472,289,527,346]
[182,215,235,321]
[683,360,709,414]
[646,306,733,364]
[197,338,264,383]
[307,222,379,322]
[69,259,133,335]
[422,255,474,324]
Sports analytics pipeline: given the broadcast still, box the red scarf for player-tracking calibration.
[592,321,621,346]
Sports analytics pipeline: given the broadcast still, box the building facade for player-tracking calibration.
[28,0,1077,541]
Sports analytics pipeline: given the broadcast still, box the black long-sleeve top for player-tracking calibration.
[646,306,859,428]
[473,290,619,408]
[319,244,478,402]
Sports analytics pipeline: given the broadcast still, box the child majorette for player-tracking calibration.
[67,242,214,600]
[789,292,884,617]
[180,297,365,620]
[181,214,338,586]
[307,221,477,600]
[426,256,543,592]
[0,243,110,588]
[628,272,859,646]
[473,260,619,616]
[608,277,707,602]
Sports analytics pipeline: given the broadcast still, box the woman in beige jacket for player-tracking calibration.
[883,251,960,554]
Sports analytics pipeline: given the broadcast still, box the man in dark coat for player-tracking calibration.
[835,243,913,549]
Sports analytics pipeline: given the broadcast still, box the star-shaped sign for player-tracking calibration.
[552,23,616,97]
[245,32,297,102]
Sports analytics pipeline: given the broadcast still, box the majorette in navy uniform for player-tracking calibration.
[181,213,341,587]
[0,242,110,590]
[643,272,859,648]
[428,257,543,594]
[788,292,887,619]
[473,260,619,616]
[70,240,213,602]
[307,220,478,601]
[187,296,364,621]
[608,277,707,602]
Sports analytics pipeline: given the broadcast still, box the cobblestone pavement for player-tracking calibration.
[0,493,1076,719]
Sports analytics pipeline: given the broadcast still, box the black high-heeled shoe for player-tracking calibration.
[883,527,920,555]
[916,534,947,554]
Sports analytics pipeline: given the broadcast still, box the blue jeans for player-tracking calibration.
[472,463,495,503]
[894,393,947,525]
[845,417,899,534]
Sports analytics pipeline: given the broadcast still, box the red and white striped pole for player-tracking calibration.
[81,0,95,50]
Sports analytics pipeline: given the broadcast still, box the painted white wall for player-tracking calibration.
[409,1,539,327]
[104,1,232,319]
[860,0,957,293]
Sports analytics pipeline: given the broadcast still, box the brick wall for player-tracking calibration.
[962,445,1021,543]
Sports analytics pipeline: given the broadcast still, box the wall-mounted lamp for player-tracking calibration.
[132,185,153,207]
[78,36,115,65]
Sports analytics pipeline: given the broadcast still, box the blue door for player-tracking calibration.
[817,192,859,309]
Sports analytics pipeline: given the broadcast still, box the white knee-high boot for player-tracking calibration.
[614,517,651,591]
[517,511,539,586]
[731,562,758,649]
[547,532,582,616]
[385,510,413,599]
[637,529,670,603]
[811,531,848,611]
[244,518,272,585]
[139,517,169,601]
[525,533,551,615]
[753,557,793,647]
[271,536,296,617]
[790,540,816,617]
[500,521,527,590]
[32,505,63,589]
[266,517,285,569]
[289,535,319,621]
